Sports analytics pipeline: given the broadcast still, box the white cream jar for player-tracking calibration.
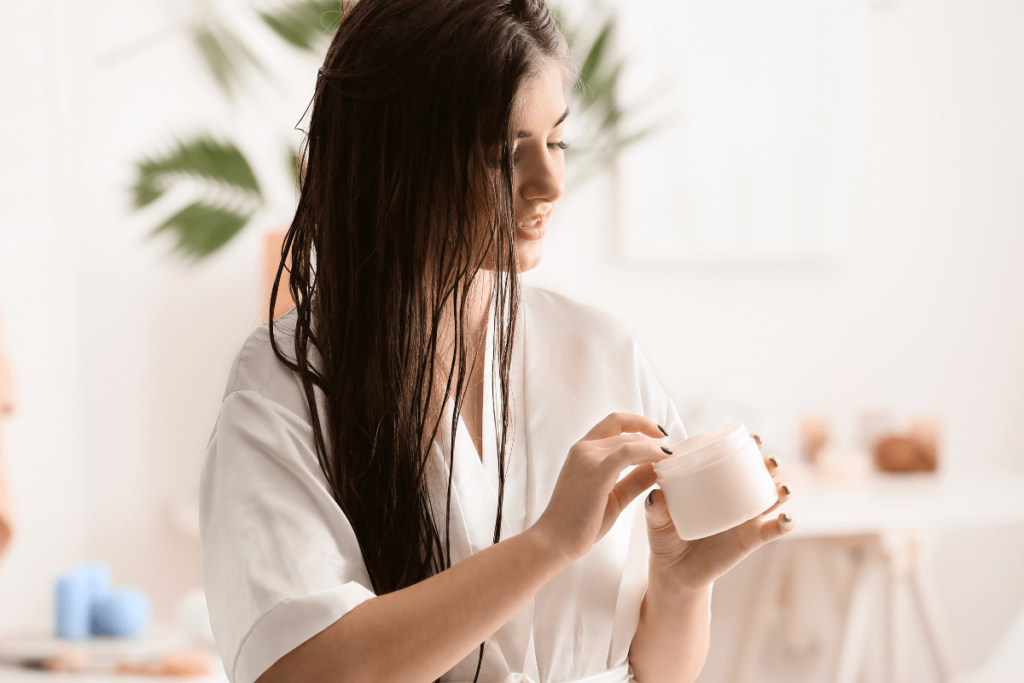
[653,423,778,540]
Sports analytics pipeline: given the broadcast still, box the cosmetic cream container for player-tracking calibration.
[653,422,778,540]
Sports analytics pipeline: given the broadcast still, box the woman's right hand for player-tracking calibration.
[533,412,672,562]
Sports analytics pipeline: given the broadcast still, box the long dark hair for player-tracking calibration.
[268,0,568,655]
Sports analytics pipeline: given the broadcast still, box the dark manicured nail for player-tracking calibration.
[768,456,780,469]
[661,446,673,455]
[752,434,763,446]
[647,491,655,506]
[657,424,669,437]
[782,513,792,524]
[781,484,791,496]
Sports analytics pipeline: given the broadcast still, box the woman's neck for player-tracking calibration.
[432,270,493,457]
[463,270,494,353]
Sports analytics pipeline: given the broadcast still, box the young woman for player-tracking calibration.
[199,1,794,682]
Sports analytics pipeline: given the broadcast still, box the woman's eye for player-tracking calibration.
[508,141,568,164]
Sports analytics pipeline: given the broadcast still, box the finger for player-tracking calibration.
[761,481,792,515]
[644,488,691,561]
[758,512,795,544]
[643,487,673,532]
[597,432,669,451]
[609,464,658,513]
[601,465,657,537]
[764,454,782,484]
[750,433,763,450]
[608,439,675,470]
[583,412,666,442]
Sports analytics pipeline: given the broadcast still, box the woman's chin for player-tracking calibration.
[478,238,542,273]
[516,237,543,272]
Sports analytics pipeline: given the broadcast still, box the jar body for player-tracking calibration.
[654,423,778,540]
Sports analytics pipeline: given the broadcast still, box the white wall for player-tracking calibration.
[70,0,322,617]
[0,0,1021,678]
[0,0,90,631]
[0,0,316,624]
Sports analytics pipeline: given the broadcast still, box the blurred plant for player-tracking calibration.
[258,0,345,51]
[190,19,265,95]
[133,137,263,259]
[132,0,655,260]
[554,5,658,187]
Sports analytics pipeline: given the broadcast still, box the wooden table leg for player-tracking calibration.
[834,543,882,683]
[908,539,953,682]
[730,543,789,683]
[881,531,955,683]
[885,550,904,683]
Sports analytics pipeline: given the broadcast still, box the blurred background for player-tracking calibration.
[0,0,1022,681]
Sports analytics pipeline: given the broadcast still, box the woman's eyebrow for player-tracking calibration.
[515,107,571,139]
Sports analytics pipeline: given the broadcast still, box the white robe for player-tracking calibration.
[200,285,699,683]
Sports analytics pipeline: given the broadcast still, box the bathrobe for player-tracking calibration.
[200,284,699,683]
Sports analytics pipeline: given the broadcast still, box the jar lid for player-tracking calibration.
[654,422,749,477]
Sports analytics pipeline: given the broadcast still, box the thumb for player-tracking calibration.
[644,488,681,559]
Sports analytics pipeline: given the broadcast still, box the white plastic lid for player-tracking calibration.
[655,422,750,477]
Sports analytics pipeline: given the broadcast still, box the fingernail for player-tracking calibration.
[768,456,780,468]
[661,446,673,455]
[646,491,655,506]
[657,424,669,437]
[752,434,763,446]
[781,513,792,524]
[781,484,791,496]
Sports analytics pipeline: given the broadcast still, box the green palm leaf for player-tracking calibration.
[577,19,612,91]
[260,1,345,52]
[151,201,254,260]
[132,137,263,260]
[132,137,262,209]
[288,145,305,190]
[191,22,264,95]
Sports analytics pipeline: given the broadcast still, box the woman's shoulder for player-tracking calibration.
[522,284,669,400]
[522,284,636,349]
[219,307,313,424]
[220,289,639,423]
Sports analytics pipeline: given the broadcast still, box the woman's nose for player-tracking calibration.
[519,151,565,204]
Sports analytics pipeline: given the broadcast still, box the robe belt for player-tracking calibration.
[456,663,632,683]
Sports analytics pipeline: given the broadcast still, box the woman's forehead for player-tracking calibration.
[513,63,569,135]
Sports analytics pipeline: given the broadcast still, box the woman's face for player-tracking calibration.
[501,61,569,273]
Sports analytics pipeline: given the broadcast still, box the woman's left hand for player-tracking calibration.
[644,435,794,593]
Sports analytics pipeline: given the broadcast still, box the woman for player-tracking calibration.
[199,1,794,682]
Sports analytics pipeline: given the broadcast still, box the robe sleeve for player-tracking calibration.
[629,336,714,620]
[200,389,376,683]
[631,337,688,447]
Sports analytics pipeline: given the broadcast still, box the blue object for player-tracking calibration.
[53,562,110,641]
[90,587,150,639]
[54,572,91,641]
[76,562,110,599]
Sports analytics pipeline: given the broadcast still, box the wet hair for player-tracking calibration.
[269,0,569,676]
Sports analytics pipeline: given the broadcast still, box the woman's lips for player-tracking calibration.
[515,216,547,240]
